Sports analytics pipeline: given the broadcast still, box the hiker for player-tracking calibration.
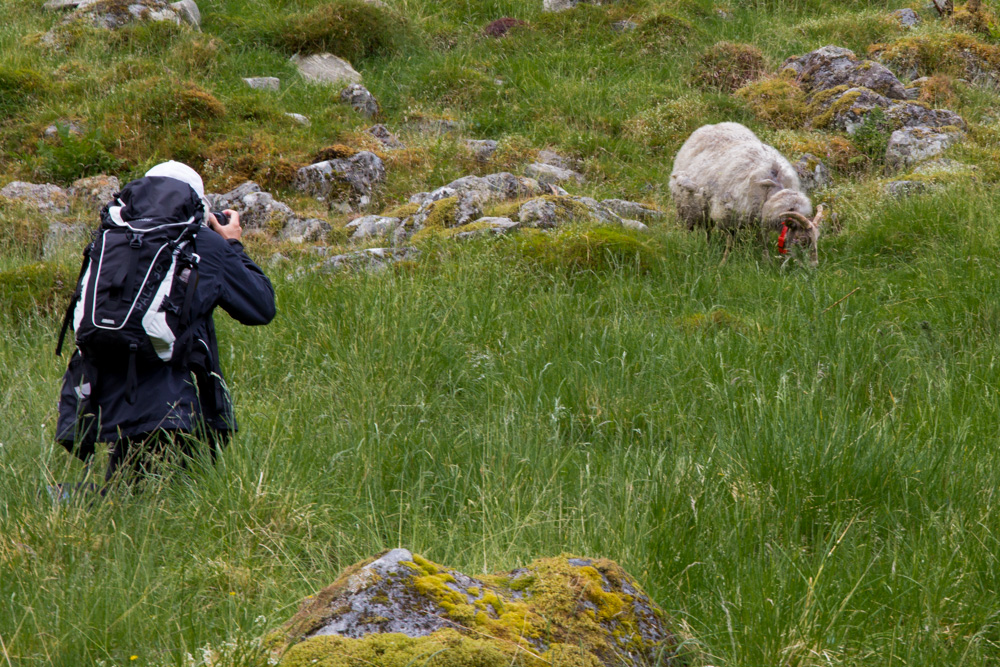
[55,161,276,486]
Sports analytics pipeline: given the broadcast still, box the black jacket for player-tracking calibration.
[56,181,275,459]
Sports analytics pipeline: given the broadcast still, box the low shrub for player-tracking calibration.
[126,78,226,126]
[691,42,767,93]
[635,11,702,55]
[623,95,713,152]
[736,77,809,128]
[509,226,663,274]
[851,106,892,163]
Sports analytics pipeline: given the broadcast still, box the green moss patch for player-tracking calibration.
[511,226,663,274]
[691,42,767,93]
[736,77,809,129]
[869,32,1000,80]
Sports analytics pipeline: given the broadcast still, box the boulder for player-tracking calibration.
[43,222,90,259]
[340,84,379,118]
[170,0,200,28]
[63,0,191,30]
[465,139,498,161]
[0,182,70,213]
[281,218,331,244]
[366,124,405,150]
[291,53,362,86]
[206,181,297,233]
[890,8,921,28]
[811,86,966,134]
[346,215,400,240]
[69,174,120,212]
[317,247,418,273]
[792,154,832,192]
[885,127,963,171]
[294,152,386,208]
[536,149,578,171]
[454,217,519,239]
[600,199,666,222]
[525,162,584,185]
[518,198,562,228]
[243,77,279,91]
[284,113,311,126]
[265,550,682,667]
[782,45,908,100]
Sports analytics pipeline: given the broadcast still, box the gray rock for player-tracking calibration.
[525,162,584,185]
[465,139,498,161]
[885,126,963,172]
[70,174,120,212]
[43,222,90,259]
[455,217,520,239]
[340,83,379,118]
[518,198,561,228]
[600,199,666,222]
[68,0,187,30]
[620,218,648,231]
[0,181,70,213]
[43,120,85,138]
[783,45,908,100]
[793,154,832,192]
[611,20,638,32]
[267,551,681,667]
[366,124,405,150]
[291,53,362,86]
[543,0,579,10]
[346,215,400,240]
[536,149,577,170]
[43,0,89,10]
[285,113,311,126]
[207,181,297,232]
[891,8,921,28]
[809,86,966,134]
[243,77,279,91]
[318,247,418,273]
[883,180,931,198]
[885,103,966,132]
[282,218,331,243]
[170,0,200,28]
[410,172,566,209]
[294,152,386,207]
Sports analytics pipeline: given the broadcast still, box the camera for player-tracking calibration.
[211,210,231,226]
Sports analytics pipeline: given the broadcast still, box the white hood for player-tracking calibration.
[144,161,205,198]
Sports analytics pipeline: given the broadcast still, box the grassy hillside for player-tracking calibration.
[4,0,1000,665]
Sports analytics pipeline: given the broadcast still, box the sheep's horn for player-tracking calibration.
[811,204,827,227]
[781,211,814,229]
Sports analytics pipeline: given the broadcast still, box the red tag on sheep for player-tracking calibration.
[777,224,789,254]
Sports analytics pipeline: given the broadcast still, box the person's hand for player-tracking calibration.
[209,209,242,241]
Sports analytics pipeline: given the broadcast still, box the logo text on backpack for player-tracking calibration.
[101,318,115,325]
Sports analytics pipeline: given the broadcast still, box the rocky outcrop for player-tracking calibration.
[885,126,963,172]
[291,53,362,86]
[58,0,197,30]
[782,45,907,100]
[346,215,400,240]
[0,182,71,213]
[316,247,419,273]
[265,549,683,667]
[294,152,386,210]
[890,8,921,28]
[465,139,498,161]
[281,218,330,244]
[340,84,379,118]
[206,181,297,233]
[525,162,585,185]
[366,124,405,150]
[69,174,120,212]
[793,154,832,192]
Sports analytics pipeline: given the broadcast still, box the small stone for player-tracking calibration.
[543,0,579,11]
[620,218,648,231]
[885,126,963,172]
[793,154,832,192]
[366,124,405,150]
[465,139,498,161]
[285,113,311,126]
[243,77,279,91]
[0,181,70,213]
[346,215,400,240]
[291,53,362,86]
[340,84,379,118]
[525,162,584,185]
[43,222,90,259]
[536,149,576,170]
[43,120,85,138]
[170,0,200,28]
[600,199,666,222]
[891,8,921,28]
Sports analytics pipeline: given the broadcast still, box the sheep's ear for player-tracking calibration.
[757,178,781,190]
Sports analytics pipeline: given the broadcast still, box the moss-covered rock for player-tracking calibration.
[735,77,809,129]
[268,549,685,667]
[869,32,1000,83]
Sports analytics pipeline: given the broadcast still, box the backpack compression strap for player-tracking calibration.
[56,244,93,357]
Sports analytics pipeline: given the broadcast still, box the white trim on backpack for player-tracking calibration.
[90,230,171,332]
[141,244,188,362]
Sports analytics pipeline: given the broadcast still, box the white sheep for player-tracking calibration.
[670,122,825,266]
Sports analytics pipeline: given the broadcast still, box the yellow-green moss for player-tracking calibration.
[279,629,512,667]
[952,2,999,35]
[423,197,460,228]
[735,78,809,129]
[381,201,420,218]
[869,32,1000,79]
[808,85,864,129]
[313,144,359,163]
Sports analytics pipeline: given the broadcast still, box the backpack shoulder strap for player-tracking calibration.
[56,242,94,357]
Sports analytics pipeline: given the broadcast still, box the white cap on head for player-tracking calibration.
[144,160,205,198]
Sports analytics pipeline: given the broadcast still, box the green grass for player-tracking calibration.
[5,0,1000,665]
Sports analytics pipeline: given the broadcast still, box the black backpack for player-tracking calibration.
[57,176,205,402]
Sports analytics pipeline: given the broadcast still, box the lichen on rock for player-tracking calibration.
[267,549,685,667]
